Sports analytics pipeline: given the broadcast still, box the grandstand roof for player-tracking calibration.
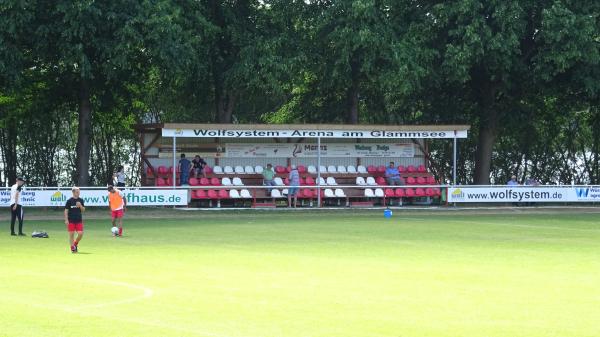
[160,123,470,132]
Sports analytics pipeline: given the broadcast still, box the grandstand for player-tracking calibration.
[136,123,470,207]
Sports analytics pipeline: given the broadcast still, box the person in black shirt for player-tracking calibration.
[192,155,207,178]
[64,187,85,253]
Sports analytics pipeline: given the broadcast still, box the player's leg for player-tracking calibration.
[287,192,292,207]
[17,205,24,235]
[118,213,123,236]
[75,231,83,246]
[10,205,17,235]
[69,230,76,252]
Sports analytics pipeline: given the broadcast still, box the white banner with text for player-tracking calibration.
[0,189,188,207]
[225,143,415,158]
[447,186,600,203]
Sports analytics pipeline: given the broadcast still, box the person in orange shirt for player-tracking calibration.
[107,184,127,236]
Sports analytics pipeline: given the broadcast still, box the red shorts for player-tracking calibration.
[111,209,124,219]
[67,222,84,232]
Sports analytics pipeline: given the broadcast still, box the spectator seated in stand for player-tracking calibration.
[192,155,207,178]
[385,161,404,186]
[262,163,277,194]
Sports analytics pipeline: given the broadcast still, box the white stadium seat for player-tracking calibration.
[229,190,240,198]
[234,166,245,174]
[357,165,367,174]
[307,165,317,174]
[213,166,223,174]
[244,165,254,174]
[324,189,335,198]
[221,177,232,186]
[356,177,366,186]
[271,189,282,198]
[366,177,377,186]
[364,188,375,197]
[240,189,252,198]
[254,165,264,174]
[318,177,327,186]
[327,165,337,173]
[232,177,244,186]
[326,177,337,185]
[224,166,234,174]
[282,188,289,196]
[319,165,327,174]
[375,188,385,197]
[334,189,346,197]
[347,165,357,174]
[337,165,347,173]
[274,177,284,186]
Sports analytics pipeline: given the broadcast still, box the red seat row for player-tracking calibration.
[191,190,229,199]
[382,187,441,198]
[367,165,427,174]
[147,166,214,177]
[374,176,437,185]
[275,165,308,174]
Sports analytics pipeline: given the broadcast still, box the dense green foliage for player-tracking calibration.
[1,1,599,186]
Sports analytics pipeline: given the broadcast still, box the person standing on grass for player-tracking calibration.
[64,187,85,253]
[113,165,126,187]
[9,177,26,236]
[108,184,127,236]
[288,165,300,208]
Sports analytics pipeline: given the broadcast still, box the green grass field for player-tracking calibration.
[1,208,600,337]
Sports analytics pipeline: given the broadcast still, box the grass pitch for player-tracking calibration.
[1,208,600,337]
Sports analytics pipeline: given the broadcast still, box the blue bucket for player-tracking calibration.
[384,208,392,218]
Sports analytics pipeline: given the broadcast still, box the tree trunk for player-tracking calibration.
[473,83,498,185]
[216,90,236,123]
[76,78,92,186]
[346,54,360,124]
[0,119,18,185]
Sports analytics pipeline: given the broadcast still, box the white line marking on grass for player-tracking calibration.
[7,271,224,337]
[76,277,154,309]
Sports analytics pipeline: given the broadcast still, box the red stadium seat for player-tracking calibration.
[385,188,395,197]
[406,177,416,185]
[417,165,427,173]
[166,177,179,186]
[405,188,415,197]
[275,165,286,174]
[168,166,181,174]
[299,177,305,186]
[218,190,229,199]
[416,177,426,185]
[189,178,199,186]
[367,165,377,174]
[146,167,154,177]
[193,190,208,199]
[207,190,218,199]
[302,189,313,198]
[407,165,416,173]
[376,177,386,185]
[305,177,315,186]
[426,176,437,185]
[433,188,441,197]
[425,188,435,197]
[158,166,168,175]
[210,177,220,186]
[415,188,426,197]
[200,177,210,186]
[297,165,307,174]
[204,166,213,174]
[377,165,386,173]
[398,165,407,173]
[395,188,405,197]
[284,178,290,186]
[155,177,167,186]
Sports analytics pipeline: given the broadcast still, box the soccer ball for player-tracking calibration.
[111,226,119,236]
